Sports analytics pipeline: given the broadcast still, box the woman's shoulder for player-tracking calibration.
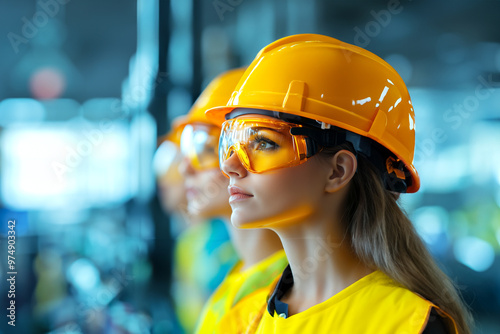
[357,271,454,333]
[358,270,434,309]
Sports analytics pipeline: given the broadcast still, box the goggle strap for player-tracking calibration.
[291,126,410,193]
[290,126,347,158]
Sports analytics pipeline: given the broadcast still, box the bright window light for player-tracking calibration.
[1,122,133,210]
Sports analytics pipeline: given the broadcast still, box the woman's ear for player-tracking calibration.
[324,150,357,193]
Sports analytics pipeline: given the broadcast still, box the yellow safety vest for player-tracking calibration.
[173,219,238,334]
[196,250,287,334]
[217,270,458,334]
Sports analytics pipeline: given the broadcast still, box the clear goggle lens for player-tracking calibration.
[180,124,220,170]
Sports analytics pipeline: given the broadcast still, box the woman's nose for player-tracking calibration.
[179,156,196,177]
[221,149,248,179]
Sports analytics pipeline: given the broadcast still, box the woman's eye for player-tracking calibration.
[257,141,273,150]
[253,136,278,151]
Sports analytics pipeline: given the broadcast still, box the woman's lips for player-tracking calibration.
[228,185,253,203]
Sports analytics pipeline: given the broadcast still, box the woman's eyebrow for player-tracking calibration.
[251,127,285,135]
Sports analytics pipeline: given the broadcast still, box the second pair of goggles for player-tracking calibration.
[219,109,411,193]
[180,124,220,170]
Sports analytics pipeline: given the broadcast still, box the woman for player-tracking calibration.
[154,122,188,222]
[178,68,288,333]
[206,34,472,333]
[156,117,238,334]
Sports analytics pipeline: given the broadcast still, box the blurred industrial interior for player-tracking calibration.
[0,0,499,333]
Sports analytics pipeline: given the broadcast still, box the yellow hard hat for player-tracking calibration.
[167,67,247,141]
[182,67,247,127]
[206,34,420,192]
[176,67,247,170]
[159,115,187,147]
[162,67,245,147]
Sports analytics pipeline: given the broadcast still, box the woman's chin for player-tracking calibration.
[230,211,273,229]
[230,216,252,229]
[231,204,315,230]
[188,200,231,220]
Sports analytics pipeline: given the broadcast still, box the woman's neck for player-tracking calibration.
[223,219,283,271]
[274,218,373,315]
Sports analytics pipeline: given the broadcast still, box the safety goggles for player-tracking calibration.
[219,118,313,174]
[180,124,220,170]
[154,140,184,182]
[220,111,412,192]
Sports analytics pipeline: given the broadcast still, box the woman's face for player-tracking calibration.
[154,141,187,214]
[180,124,231,220]
[157,157,187,214]
[220,115,332,229]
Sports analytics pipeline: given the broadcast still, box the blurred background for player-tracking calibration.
[0,0,499,333]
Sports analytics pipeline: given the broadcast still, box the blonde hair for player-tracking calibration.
[322,145,473,334]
